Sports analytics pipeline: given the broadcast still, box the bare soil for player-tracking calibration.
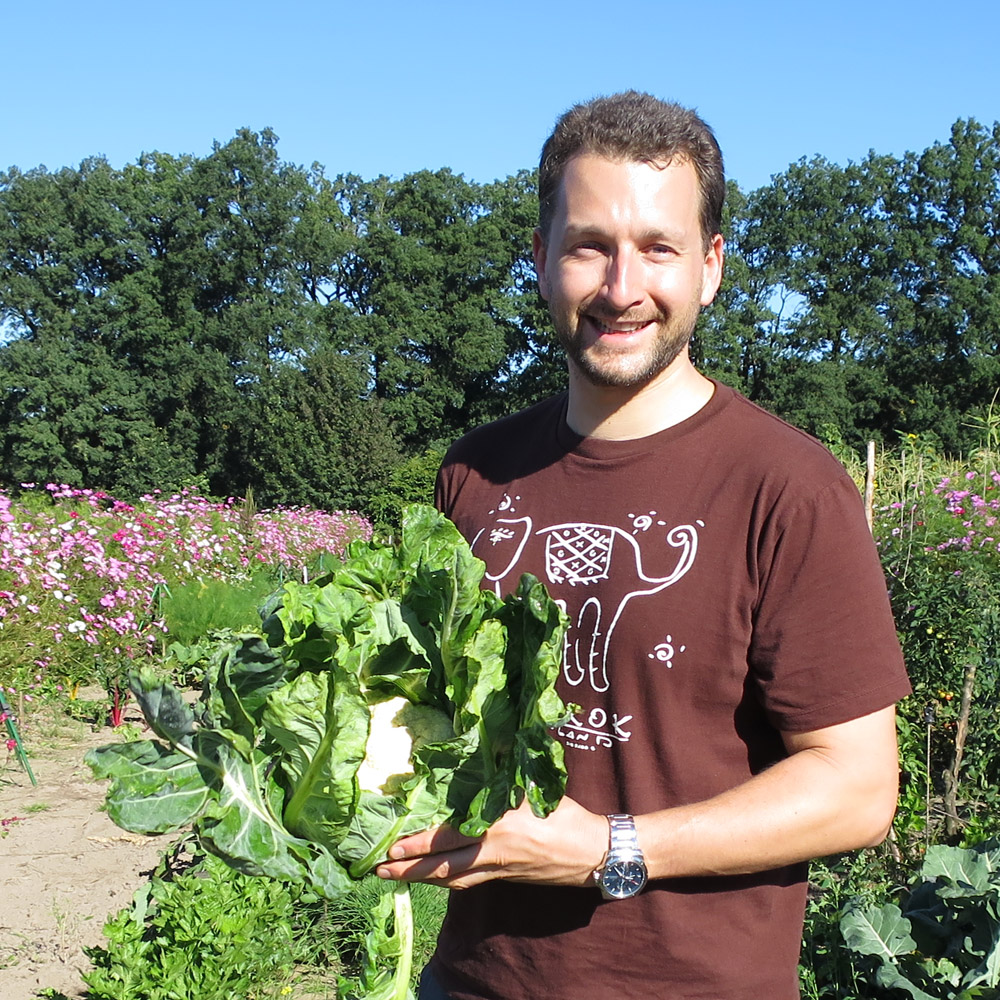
[1,700,172,1000]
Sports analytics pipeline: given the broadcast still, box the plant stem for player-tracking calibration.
[392,881,414,1000]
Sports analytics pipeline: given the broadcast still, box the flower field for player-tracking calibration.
[0,483,371,707]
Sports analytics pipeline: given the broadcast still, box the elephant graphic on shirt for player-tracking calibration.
[472,516,700,693]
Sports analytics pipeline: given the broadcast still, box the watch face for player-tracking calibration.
[601,860,647,899]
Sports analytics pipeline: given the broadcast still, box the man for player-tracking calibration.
[377,92,910,999]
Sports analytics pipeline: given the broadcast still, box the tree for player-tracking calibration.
[881,119,1000,449]
[325,168,562,449]
[237,348,401,513]
[0,131,335,496]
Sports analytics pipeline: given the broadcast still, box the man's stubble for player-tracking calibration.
[549,297,703,389]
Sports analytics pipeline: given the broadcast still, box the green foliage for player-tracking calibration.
[326,877,447,997]
[88,505,572,999]
[4,119,1000,496]
[874,451,1000,849]
[75,853,444,1000]
[239,349,403,514]
[82,849,328,1000]
[367,449,445,533]
[841,841,1000,998]
[700,121,1000,453]
[800,852,903,1000]
[159,574,278,645]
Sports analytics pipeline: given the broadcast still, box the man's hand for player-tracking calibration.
[375,797,608,891]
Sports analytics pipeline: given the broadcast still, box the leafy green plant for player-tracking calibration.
[163,628,244,687]
[87,505,573,1000]
[159,573,280,645]
[841,841,1000,998]
[328,877,447,996]
[800,851,906,1000]
[81,849,327,1000]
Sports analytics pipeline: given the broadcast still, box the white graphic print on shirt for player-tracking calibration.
[470,493,703,753]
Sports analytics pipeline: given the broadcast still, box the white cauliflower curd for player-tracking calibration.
[356,696,455,794]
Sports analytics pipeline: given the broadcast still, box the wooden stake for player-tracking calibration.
[864,441,876,532]
[944,660,977,839]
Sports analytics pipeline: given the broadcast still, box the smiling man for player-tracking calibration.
[377,92,911,1000]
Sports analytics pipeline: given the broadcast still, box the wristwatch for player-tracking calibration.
[592,813,648,899]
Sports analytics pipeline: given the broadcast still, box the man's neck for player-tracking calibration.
[565,354,715,441]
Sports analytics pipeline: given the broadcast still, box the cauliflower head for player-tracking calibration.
[356,696,455,795]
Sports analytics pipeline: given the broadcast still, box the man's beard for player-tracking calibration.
[551,302,701,389]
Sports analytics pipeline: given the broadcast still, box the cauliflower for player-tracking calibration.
[356,696,455,794]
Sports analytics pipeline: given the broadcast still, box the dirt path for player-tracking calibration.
[1,705,173,1000]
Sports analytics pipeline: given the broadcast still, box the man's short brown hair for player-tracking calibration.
[538,91,725,250]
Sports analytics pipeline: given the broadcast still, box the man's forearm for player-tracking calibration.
[377,705,899,891]
[636,706,899,880]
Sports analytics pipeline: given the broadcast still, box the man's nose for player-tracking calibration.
[602,251,643,311]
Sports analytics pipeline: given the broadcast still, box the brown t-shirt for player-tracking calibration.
[431,382,910,1000]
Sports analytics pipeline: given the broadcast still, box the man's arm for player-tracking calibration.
[374,705,899,889]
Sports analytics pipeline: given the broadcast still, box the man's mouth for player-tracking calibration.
[588,317,653,336]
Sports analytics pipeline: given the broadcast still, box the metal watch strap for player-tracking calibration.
[592,813,645,891]
[607,813,640,858]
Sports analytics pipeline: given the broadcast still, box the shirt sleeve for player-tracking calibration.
[748,474,910,732]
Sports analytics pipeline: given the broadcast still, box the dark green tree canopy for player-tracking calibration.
[2,119,998,510]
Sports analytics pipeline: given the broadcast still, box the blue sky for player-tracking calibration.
[3,0,998,192]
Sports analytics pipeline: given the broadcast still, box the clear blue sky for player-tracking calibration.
[3,0,998,192]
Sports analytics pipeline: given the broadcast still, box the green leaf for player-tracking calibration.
[129,671,199,748]
[872,962,941,1000]
[961,920,1000,991]
[263,666,368,851]
[205,635,288,735]
[192,732,351,896]
[924,845,994,893]
[841,901,917,960]
[85,740,210,833]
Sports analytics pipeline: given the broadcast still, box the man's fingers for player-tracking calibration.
[376,843,490,884]
[386,824,480,861]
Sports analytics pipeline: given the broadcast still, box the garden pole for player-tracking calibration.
[943,659,977,840]
[864,441,876,532]
[0,692,37,786]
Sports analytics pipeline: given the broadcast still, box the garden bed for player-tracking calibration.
[0,703,170,1000]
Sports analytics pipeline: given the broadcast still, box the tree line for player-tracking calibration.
[1,120,998,516]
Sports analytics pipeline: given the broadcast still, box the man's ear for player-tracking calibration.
[700,233,724,307]
[532,228,550,301]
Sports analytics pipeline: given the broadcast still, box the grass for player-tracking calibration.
[158,573,280,645]
[320,875,448,993]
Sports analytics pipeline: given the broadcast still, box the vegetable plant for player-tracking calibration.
[80,849,323,1000]
[87,504,573,1000]
[841,840,1000,998]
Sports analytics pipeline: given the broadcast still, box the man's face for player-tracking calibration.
[532,154,723,389]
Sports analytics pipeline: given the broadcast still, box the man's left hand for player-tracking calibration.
[375,796,607,890]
